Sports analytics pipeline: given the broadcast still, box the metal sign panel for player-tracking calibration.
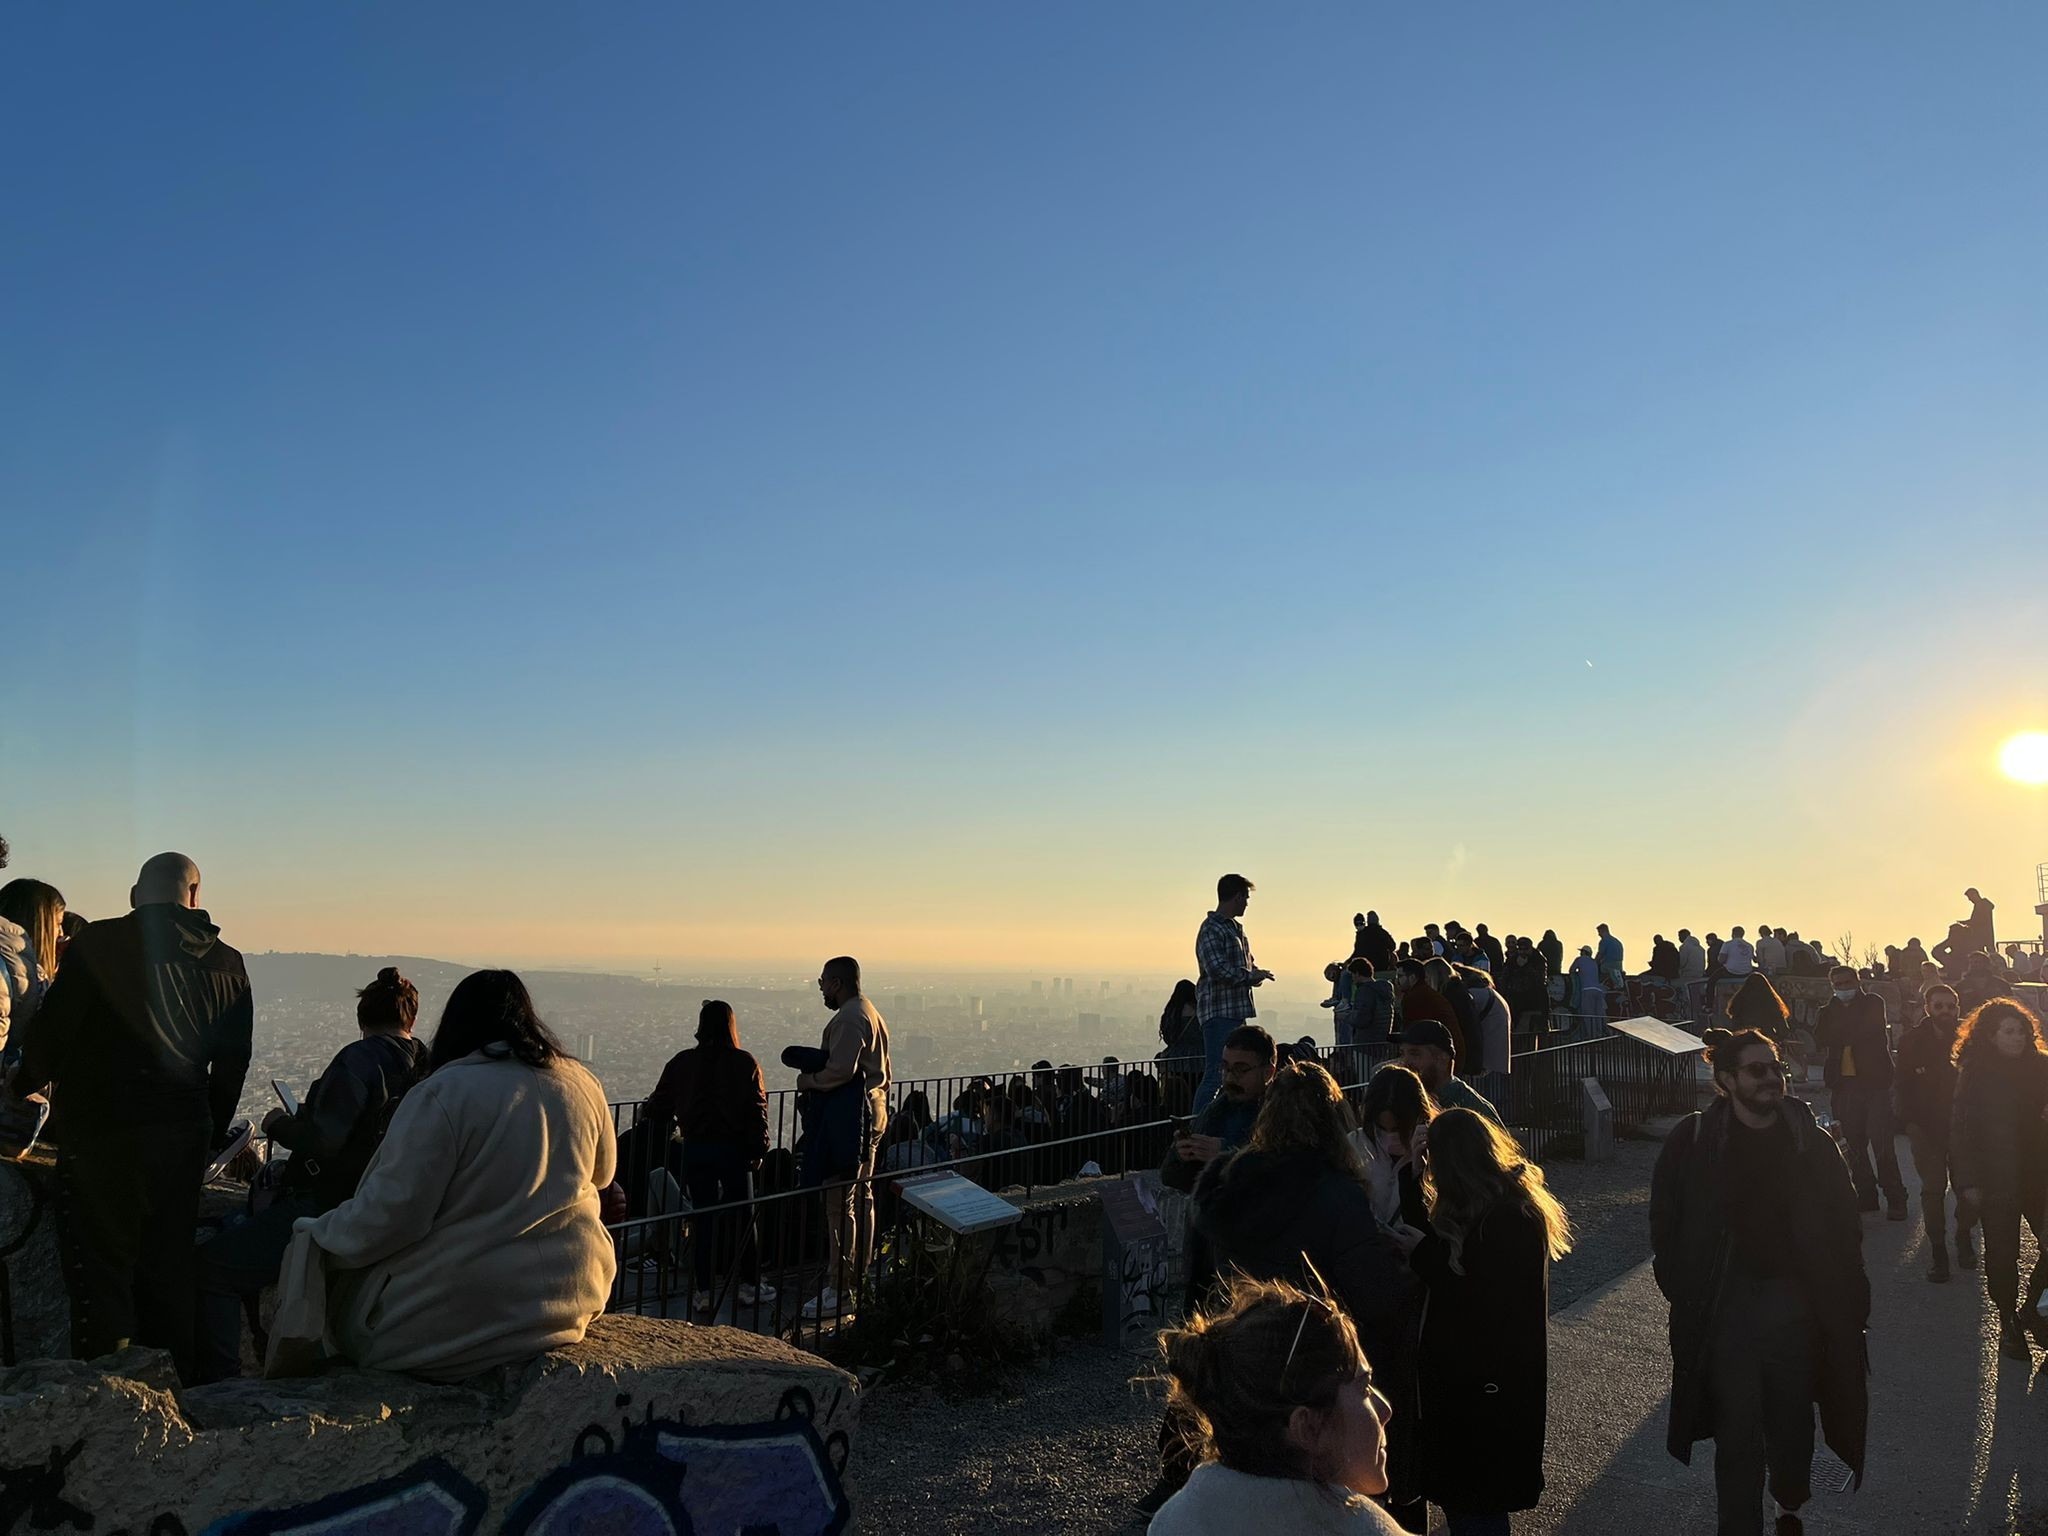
[1606,1015,1708,1056]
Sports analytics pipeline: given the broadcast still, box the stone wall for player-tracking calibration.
[980,1174,1189,1349]
[0,1315,857,1535]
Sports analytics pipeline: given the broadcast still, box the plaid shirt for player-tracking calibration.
[1195,911,1259,1025]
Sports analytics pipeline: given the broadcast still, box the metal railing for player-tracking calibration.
[603,1024,1698,1351]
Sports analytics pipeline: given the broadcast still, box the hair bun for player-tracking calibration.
[1701,1027,1732,1046]
[377,967,404,986]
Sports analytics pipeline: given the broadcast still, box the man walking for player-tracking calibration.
[1193,875,1271,1112]
[797,955,891,1320]
[14,853,253,1380]
[1892,983,1975,1280]
[1651,1028,1868,1536]
[1814,966,1906,1220]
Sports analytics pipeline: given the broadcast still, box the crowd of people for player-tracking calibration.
[5,837,2044,1536]
[1139,872,2045,1536]
[0,835,899,1381]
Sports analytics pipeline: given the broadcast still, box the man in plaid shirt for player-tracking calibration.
[1193,873,1273,1109]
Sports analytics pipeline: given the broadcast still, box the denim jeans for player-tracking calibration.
[1192,1016,1244,1112]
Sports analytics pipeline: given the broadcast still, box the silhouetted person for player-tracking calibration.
[1537,930,1565,984]
[1892,984,1974,1281]
[1963,888,1996,956]
[1652,1028,1868,1536]
[1355,910,1399,971]
[798,955,892,1319]
[14,853,253,1380]
[1815,967,1905,1220]
[194,967,429,1382]
[1193,875,1272,1112]
[646,999,774,1313]
[1595,923,1624,991]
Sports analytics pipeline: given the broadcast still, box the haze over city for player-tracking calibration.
[5,5,2045,988]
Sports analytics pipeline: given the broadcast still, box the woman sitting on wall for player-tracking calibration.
[268,969,617,1381]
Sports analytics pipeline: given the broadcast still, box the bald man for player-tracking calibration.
[16,852,253,1379]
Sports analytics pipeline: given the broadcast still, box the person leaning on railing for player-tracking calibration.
[644,999,774,1314]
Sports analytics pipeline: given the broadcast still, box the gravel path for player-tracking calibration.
[844,1128,1676,1534]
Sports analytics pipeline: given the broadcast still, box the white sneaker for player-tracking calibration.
[690,1290,712,1313]
[800,1287,841,1320]
[737,1282,777,1305]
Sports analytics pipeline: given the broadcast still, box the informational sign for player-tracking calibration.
[897,1172,1023,1235]
[1607,1015,1708,1056]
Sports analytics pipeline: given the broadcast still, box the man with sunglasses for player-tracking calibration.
[1651,1029,1868,1536]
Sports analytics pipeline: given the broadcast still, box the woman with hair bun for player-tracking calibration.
[1149,1275,1405,1535]
[195,966,432,1382]
[1948,997,2048,1358]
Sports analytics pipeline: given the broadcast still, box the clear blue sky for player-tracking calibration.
[5,5,2045,974]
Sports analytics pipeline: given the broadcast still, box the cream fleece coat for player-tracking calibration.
[268,1048,617,1382]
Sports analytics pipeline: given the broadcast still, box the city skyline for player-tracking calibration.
[4,6,2044,984]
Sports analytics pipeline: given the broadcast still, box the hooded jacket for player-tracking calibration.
[1649,1094,1868,1480]
[16,904,253,1136]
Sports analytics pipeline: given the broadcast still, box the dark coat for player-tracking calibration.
[1649,1095,1868,1479]
[1947,1050,2048,1210]
[1408,1199,1551,1512]
[1193,1148,1424,1505]
[1814,991,1894,1089]
[1891,1021,1959,1136]
[16,904,254,1138]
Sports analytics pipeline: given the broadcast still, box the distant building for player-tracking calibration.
[967,996,984,1018]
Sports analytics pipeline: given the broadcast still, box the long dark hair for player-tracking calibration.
[1160,979,1198,1043]
[1724,974,1790,1036]
[696,999,738,1050]
[1359,1063,1434,1143]
[429,969,569,1071]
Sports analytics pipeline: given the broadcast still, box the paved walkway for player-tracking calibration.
[1535,1201,2048,1535]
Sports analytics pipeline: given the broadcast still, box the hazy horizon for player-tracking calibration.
[5,6,2044,983]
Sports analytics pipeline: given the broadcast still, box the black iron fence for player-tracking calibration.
[603,1023,1699,1352]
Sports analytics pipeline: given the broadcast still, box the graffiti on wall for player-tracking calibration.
[1,1387,848,1536]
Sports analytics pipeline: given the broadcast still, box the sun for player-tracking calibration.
[2000,732,2048,786]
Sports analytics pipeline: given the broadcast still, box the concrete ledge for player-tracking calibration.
[0,1315,857,1534]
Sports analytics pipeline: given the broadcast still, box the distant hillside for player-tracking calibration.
[247,953,657,1007]
[242,953,812,1012]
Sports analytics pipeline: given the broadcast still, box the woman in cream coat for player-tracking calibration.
[269,969,617,1382]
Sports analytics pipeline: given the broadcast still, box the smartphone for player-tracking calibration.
[1169,1114,1193,1139]
[272,1080,300,1116]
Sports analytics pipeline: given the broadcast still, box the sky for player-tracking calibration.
[3,4,2045,985]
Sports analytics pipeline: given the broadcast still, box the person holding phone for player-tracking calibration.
[191,966,429,1383]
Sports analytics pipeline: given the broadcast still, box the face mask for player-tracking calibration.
[1832,988,1858,1002]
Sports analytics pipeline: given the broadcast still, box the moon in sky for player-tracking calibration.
[2000,731,2048,786]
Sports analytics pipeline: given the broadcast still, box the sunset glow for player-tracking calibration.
[2002,732,2048,787]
